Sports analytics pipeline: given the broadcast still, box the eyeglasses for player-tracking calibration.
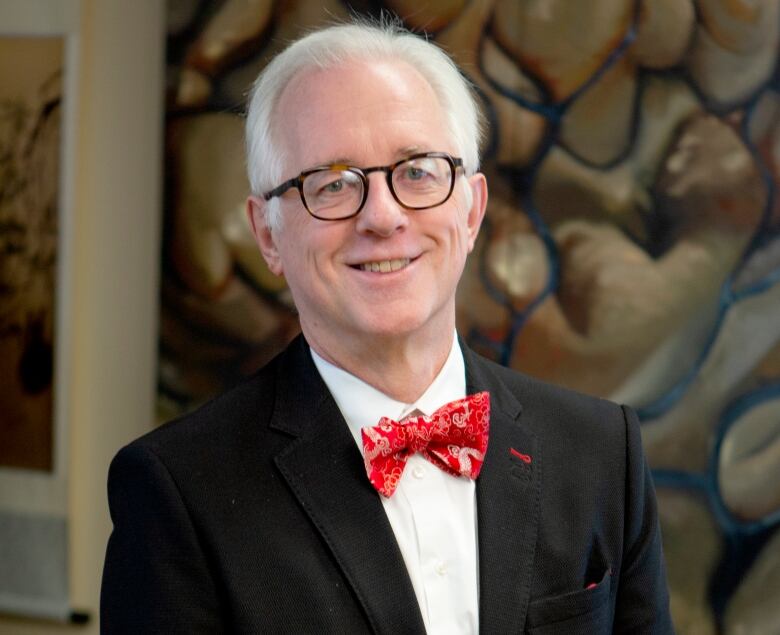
[262,152,464,221]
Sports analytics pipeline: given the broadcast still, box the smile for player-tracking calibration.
[357,258,411,273]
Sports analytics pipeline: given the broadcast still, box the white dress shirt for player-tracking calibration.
[311,334,479,635]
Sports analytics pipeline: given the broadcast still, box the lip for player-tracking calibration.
[347,254,421,274]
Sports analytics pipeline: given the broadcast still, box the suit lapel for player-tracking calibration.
[270,337,425,635]
[464,346,542,635]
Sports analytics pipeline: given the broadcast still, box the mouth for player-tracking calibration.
[353,258,412,273]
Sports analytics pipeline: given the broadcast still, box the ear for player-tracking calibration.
[465,172,488,253]
[246,195,284,276]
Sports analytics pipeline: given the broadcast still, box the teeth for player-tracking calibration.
[359,258,410,273]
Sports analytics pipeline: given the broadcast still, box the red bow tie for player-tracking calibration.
[361,392,490,497]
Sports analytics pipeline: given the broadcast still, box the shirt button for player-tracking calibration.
[435,561,448,576]
[412,465,426,479]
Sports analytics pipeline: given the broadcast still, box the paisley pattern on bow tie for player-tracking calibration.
[361,392,490,497]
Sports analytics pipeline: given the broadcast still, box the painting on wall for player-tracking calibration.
[0,36,62,472]
[161,1,780,633]
[0,0,80,619]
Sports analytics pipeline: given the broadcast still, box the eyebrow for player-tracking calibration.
[398,145,422,157]
[314,146,428,168]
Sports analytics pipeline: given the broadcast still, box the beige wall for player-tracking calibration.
[0,1,164,633]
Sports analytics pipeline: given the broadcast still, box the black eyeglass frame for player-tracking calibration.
[261,151,464,221]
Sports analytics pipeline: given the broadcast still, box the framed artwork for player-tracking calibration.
[0,0,80,621]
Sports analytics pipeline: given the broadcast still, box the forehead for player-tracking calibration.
[274,58,453,169]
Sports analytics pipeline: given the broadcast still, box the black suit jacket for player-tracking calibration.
[101,335,673,633]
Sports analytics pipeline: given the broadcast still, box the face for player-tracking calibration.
[247,59,487,356]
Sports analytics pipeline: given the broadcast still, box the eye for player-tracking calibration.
[395,158,443,189]
[321,179,344,194]
[405,166,428,181]
[305,170,361,199]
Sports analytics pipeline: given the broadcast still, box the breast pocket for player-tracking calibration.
[526,569,612,635]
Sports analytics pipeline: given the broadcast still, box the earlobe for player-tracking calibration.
[246,196,284,276]
[465,173,488,253]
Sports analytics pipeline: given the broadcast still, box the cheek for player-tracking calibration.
[449,213,473,253]
[280,225,340,283]
[275,233,308,283]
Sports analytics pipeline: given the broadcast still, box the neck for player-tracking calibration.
[304,323,455,404]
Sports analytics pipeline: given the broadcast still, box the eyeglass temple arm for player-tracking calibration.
[263,176,300,201]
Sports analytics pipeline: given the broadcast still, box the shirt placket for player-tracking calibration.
[400,452,469,635]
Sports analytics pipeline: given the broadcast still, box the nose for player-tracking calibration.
[354,172,409,237]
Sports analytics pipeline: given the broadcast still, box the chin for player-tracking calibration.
[349,307,442,341]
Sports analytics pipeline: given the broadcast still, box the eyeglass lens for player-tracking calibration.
[301,156,453,220]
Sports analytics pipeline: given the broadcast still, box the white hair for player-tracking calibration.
[245,18,484,231]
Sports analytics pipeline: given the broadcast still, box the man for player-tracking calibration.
[101,20,674,634]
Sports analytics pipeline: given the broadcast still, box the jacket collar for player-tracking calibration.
[463,343,542,634]
[270,335,426,634]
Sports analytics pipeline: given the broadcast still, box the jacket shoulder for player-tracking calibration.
[467,349,632,447]
[123,349,284,465]
[474,350,626,413]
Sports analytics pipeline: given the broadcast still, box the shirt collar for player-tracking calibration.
[310,332,466,448]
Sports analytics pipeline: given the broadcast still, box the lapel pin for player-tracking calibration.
[509,448,532,464]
